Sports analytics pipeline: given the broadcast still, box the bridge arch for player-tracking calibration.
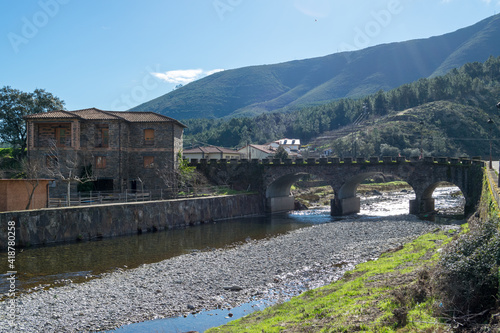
[416,180,467,215]
[334,171,416,216]
[265,171,328,213]
[337,172,412,199]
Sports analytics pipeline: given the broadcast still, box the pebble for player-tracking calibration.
[0,215,457,332]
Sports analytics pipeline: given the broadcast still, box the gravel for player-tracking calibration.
[0,215,458,332]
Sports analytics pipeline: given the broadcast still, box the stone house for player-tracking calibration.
[183,146,241,162]
[25,108,186,196]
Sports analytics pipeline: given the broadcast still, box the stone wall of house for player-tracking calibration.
[126,122,183,191]
[79,120,128,192]
[27,117,184,196]
[173,123,184,163]
[0,194,264,249]
[35,122,72,147]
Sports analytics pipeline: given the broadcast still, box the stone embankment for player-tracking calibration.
[0,214,458,332]
[0,194,264,249]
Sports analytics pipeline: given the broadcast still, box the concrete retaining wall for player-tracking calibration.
[0,194,264,249]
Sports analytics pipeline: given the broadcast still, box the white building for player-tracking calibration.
[237,144,274,160]
[269,138,301,152]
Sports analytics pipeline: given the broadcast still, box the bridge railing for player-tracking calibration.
[188,156,485,167]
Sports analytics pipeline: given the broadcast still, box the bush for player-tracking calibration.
[380,143,400,157]
[432,216,500,327]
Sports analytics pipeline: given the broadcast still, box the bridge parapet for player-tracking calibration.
[382,156,393,163]
[188,157,485,167]
[424,157,434,163]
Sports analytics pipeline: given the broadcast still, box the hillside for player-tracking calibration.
[182,55,500,159]
[311,100,497,159]
[131,14,500,120]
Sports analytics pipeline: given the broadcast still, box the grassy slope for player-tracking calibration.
[208,230,455,333]
[207,169,499,333]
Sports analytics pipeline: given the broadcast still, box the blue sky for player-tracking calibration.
[1,0,500,111]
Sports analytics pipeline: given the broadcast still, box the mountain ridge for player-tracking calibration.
[131,13,500,120]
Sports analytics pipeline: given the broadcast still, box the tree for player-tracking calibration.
[46,140,96,206]
[373,90,388,115]
[19,157,45,210]
[274,145,289,160]
[156,152,207,197]
[0,86,65,151]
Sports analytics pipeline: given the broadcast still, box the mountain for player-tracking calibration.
[182,55,500,158]
[131,14,500,120]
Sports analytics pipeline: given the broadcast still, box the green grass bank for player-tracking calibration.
[208,169,500,332]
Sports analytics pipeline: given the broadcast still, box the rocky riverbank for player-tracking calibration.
[0,215,458,332]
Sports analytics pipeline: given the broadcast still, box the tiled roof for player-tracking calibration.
[24,110,79,119]
[248,144,274,154]
[105,111,183,124]
[184,146,240,154]
[25,107,187,127]
[72,108,121,120]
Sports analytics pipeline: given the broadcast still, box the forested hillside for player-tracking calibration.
[183,56,500,159]
[133,14,500,120]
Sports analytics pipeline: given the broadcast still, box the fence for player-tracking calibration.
[48,186,230,208]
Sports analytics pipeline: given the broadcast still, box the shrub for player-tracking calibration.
[432,216,500,328]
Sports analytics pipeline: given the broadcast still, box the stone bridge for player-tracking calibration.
[192,156,484,216]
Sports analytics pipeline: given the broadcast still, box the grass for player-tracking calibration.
[207,228,457,333]
[214,187,255,196]
[358,181,411,193]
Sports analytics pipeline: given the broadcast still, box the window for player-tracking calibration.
[98,127,109,147]
[96,156,106,169]
[143,156,154,168]
[144,129,154,145]
[55,127,69,147]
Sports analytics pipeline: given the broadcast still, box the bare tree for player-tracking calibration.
[20,157,45,210]
[156,157,180,198]
[45,140,96,206]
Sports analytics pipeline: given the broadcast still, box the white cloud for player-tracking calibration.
[152,68,224,85]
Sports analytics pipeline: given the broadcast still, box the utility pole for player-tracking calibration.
[419,121,424,159]
[488,118,494,169]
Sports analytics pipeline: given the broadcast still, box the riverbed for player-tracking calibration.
[0,187,464,332]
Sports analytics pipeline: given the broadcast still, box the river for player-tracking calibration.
[0,186,465,332]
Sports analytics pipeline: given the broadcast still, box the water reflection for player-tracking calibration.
[0,214,313,294]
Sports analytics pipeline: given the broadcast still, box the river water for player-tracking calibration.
[0,187,465,331]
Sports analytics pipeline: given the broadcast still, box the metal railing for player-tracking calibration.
[48,186,230,208]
